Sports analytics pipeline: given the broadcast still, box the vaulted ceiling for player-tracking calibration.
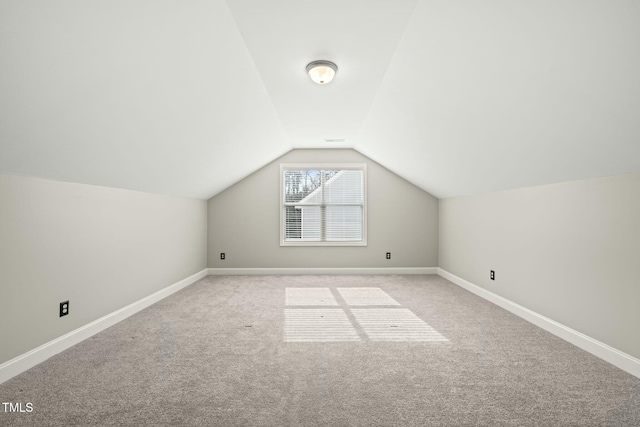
[1,0,639,199]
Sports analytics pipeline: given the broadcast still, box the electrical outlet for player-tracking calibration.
[490,270,495,280]
[220,253,225,260]
[386,252,391,260]
[59,301,69,317]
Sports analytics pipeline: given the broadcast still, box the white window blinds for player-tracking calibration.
[281,164,366,246]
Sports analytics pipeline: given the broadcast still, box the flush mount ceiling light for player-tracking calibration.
[306,60,338,84]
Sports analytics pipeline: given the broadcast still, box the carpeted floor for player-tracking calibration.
[1,275,639,426]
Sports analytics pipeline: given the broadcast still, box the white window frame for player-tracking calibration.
[280,163,367,247]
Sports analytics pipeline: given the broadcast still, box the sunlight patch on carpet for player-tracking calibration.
[285,288,338,306]
[351,308,448,342]
[337,287,400,306]
[284,309,360,342]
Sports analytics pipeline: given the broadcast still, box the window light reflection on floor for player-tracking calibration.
[337,287,401,306]
[351,308,448,342]
[284,287,448,343]
[285,287,338,306]
[284,308,360,342]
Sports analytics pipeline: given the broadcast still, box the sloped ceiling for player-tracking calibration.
[1,0,639,199]
[225,0,416,147]
[357,0,640,197]
[0,0,289,199]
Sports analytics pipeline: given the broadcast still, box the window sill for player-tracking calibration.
[281,241,367,247]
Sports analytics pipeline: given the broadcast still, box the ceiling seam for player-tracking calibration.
[353,0,421,147]
[221,0,292,148]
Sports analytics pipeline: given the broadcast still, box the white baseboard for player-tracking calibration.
[208,267,438,275]
[0,268,208,385]
[437,268,640,379]
[8,267,634,384]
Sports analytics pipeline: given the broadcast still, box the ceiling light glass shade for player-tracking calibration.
[306,60,338,84]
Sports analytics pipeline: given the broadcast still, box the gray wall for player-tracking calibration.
[439,173,640,359]
[208,149,439,268]
[0,174,207,364]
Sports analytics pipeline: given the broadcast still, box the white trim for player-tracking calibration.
[0,269,208,385]
[279,163,367,171]
[437,268,640,379]
[280,163,367,247]
[208,267,438,275]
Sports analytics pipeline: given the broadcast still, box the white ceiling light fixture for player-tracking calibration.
[306,60,338,84]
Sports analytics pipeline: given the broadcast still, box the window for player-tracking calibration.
[280,163,367,246]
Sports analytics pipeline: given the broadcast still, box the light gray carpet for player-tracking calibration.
[1,275,639,426]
